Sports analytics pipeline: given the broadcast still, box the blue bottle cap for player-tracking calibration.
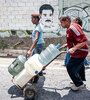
[35,70,38,74]
[56,43,61,49]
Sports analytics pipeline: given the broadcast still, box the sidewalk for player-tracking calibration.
[0,49,27,57]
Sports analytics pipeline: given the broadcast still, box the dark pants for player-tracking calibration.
[66,57,86,87]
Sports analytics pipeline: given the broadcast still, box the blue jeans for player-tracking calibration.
[32,43,44,56]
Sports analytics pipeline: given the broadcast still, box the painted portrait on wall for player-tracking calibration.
[39,4,54,31]
[39,4,59,34]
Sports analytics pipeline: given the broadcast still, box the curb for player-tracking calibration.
[0,49,90,60]
[0,49,27,58]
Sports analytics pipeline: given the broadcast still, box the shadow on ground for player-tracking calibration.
[8,76,62,100]
[8,85,23,98]
[62,87,90,100]
[8,75,90,100]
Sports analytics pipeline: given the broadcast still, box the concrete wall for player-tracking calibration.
[0,0,58,31]
[0,0,90,39]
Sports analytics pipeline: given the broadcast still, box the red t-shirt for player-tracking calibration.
[66,23,88,58]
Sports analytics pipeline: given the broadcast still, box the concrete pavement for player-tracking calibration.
[0,57,90,100]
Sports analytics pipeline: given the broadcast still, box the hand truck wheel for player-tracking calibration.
[23,84,37,100]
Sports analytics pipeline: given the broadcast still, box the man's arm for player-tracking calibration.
[67,41,87,54]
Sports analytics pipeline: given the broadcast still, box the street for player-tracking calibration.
[0,57,90,100]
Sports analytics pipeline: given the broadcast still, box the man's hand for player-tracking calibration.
[67,48,75,54]
[26,50,32,57]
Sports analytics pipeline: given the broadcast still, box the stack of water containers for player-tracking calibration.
[8,43,61,88]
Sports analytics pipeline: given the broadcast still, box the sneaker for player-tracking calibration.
[71,84,84,91]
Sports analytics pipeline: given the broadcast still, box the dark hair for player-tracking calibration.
[60,15,71,22]
[75,17,82,26]
[32,16,40,21]
[39,4,54,14]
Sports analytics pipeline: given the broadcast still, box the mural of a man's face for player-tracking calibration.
[39,4,54,29]
[41,9,53,27]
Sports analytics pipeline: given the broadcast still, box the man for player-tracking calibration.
[60,15,88,91]
[64,17,90,66]
[39,4,54,30]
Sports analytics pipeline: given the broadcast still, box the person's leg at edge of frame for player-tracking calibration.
[66,57,85,91]
[84,58,90,66]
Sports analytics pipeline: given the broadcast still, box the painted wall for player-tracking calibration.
[59,0,90,40]
[0,0,90,38]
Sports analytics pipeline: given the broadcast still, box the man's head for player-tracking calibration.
[60,15,71,28]
[39,4,54,27]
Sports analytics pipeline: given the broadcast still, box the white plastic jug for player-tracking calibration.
[13,54,43,88]
[13,68,33,88]
[25,54,43,74]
